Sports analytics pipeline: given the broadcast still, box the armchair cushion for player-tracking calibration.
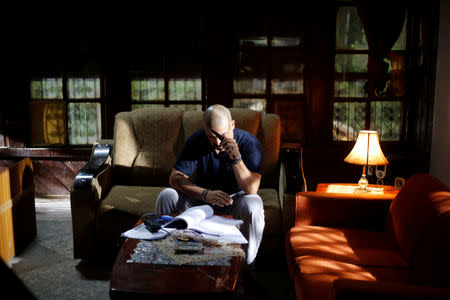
[95,185,165,258]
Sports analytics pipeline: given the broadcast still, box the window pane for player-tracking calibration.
[335,54,368,73]
[131,103,162,110]
[272,37,301,47]
[334,80,366,97]
[233,99,266,112]
[28,101,66,145]
[233,78,266,94]
[272,79,303,94]
[240,37,268,47]
[333,102,366,141]
[30,78,63,99]
[336,6,368,50]
[370,101,402,141]
[68,102,101,144]
[68,78,101,99]
[169,104,202,111]
[131,78,165,101]
[168,78,201,100]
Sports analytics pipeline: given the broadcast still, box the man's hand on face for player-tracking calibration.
[221,138,241,163]
[204,190,233,207]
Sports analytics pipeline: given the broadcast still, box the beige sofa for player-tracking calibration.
[71,107,289,262]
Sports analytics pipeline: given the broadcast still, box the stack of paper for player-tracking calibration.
[121,205,248,244]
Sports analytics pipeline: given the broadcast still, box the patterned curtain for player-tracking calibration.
[353,0,407,96]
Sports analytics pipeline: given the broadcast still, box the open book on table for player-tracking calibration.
[121,205,248,244]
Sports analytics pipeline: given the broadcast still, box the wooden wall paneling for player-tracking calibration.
[32,163,57,196]
[0,160,17,169]
[44,160,78,192]
[307,3,335,145]
[64,161,86,179]
[273,99,305,143]
[301,145,362,191]
[32,161,69,196]
[71,161,88,171]
[31,160,86,197]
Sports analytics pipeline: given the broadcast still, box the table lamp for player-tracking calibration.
[344,130,388,192]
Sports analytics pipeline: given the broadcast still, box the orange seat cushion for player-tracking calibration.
[288,226,408,268]
[292,255,414,300]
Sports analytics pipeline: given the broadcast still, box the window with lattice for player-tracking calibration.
[29,77,102,146]
[333,5,406,142]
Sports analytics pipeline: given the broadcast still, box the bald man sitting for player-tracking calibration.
[155,104,265,264]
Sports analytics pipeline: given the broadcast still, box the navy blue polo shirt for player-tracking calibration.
[174,128,262,194]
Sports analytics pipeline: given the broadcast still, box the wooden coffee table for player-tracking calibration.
[109,217,242,299]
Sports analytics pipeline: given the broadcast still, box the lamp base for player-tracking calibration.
[355,174,369,193]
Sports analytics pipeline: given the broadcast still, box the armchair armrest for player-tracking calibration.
[333,279,450,300]
[295,192,393,230]
[70,142,112,259]
[73,143,112,189]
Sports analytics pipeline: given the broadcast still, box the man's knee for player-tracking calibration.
[238,194,264,219]
[156,187,179,213]
[157,187,178,201]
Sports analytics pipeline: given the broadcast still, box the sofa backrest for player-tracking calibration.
[385,174,450,286]
[112,107,281,188]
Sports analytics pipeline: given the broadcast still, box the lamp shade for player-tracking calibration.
[344,130,388,166]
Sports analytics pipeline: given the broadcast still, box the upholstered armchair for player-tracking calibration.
[71,107,291,261]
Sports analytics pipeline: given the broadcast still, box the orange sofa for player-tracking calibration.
[286,174,450,300]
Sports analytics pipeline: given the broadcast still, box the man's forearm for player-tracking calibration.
[232,161,261,194]
[169,170,204,200]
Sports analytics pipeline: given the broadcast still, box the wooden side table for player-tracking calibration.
[316,183,398,198]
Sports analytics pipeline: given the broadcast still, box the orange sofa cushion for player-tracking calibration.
[288,226,407,268]
[290,255,414,300]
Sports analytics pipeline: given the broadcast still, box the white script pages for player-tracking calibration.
[121,205,248,244]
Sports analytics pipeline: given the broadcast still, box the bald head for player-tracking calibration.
[203,104,232,128]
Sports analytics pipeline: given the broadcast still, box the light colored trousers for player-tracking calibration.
[155,188,265,264]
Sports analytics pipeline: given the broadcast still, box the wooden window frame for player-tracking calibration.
[28,72,105,147]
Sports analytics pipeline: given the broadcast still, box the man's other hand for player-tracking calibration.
[204,190,233,207]
[221,138,241,163]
